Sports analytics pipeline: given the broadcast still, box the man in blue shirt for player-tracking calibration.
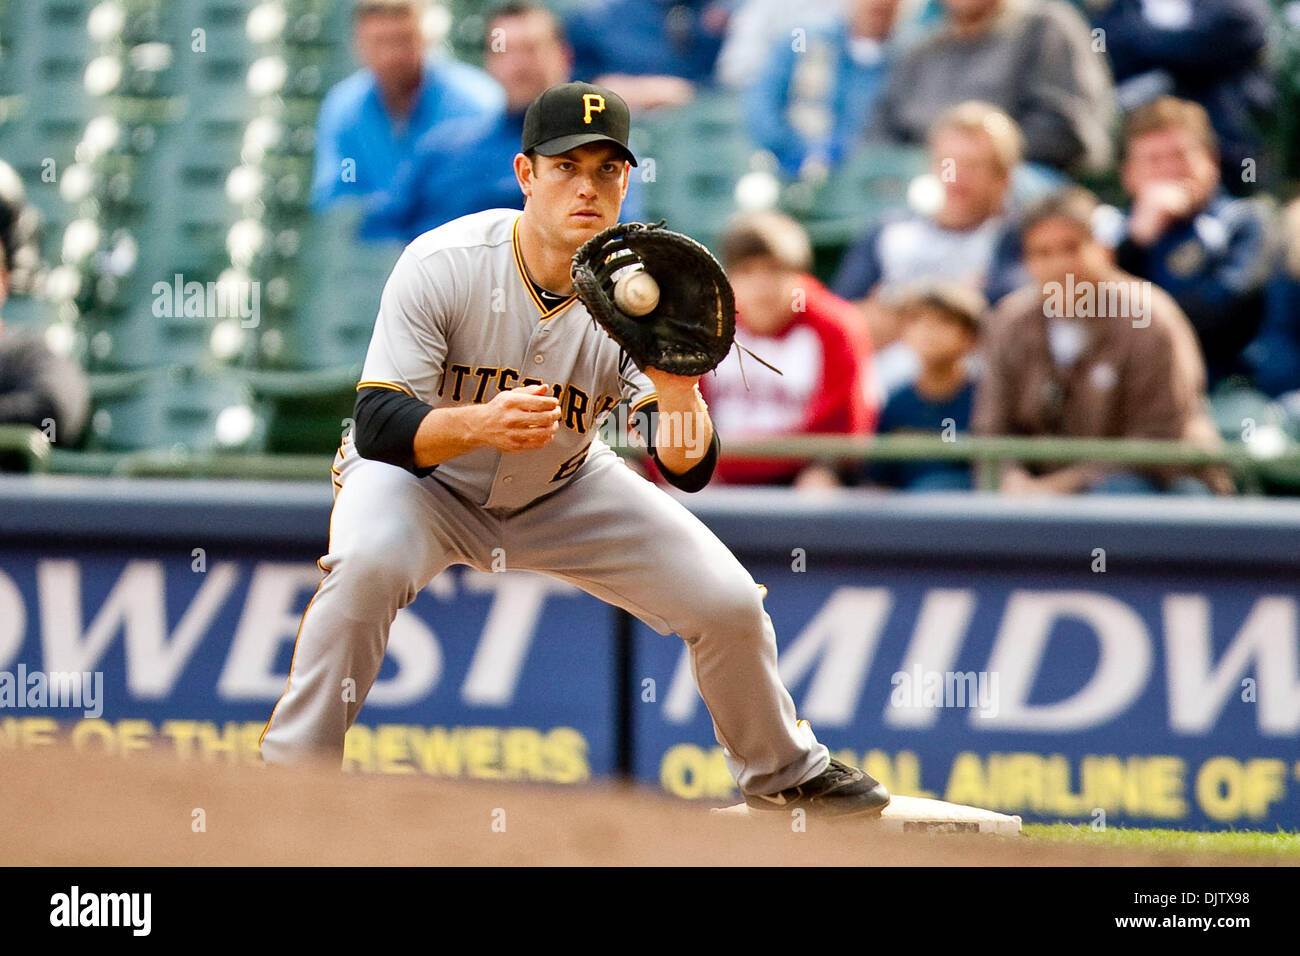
[310,0,504,228]
[366,2,646,241]
[566,0,730,111]
[1110,97,1275,387]
[746,0,903,178]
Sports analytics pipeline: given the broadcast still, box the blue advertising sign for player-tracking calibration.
[633,560,1300,829]
[3,479,1300,830]
[0,551,616,783]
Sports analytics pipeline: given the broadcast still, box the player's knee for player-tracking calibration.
[331,539,424,611]
[680,578,766,643]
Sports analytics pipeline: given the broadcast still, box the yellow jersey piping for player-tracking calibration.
[511,215,579,321]
[356,380,413,396]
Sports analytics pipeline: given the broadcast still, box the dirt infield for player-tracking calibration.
[0,748,1273,866]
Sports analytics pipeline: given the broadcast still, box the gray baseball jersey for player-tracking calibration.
[357,208,658,510]
[260,208,829,796]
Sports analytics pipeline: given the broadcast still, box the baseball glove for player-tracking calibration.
[571,221,736,377]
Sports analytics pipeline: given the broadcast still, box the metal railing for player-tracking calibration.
[650,434,1284,493]
[0,425,52,473]
[2,427,1296,494]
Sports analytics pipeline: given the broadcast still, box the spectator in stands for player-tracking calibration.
[698,212,874,489]
[864,280,984,491]
[367,2,645,239]
[745,0,905,179]
[1107,97,1275,388]
[0,159,43,297]
[0,247,88,453]
[974,187,1229,495]
[310,0,503,228]
[832,101,1024,403]
[870,0,1114,176]
[1089,0,1274,196]
[1243,198,1300,397]
[565,0,730,111]
[717,0,941,90]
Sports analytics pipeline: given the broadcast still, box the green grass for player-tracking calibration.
[1026,823,1300,858]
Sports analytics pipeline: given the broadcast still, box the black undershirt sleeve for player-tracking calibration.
[353,386,437,477]
[637,399,720,493]
[353,389,720,489]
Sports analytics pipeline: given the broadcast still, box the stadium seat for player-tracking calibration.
[0,0,94,240]
[793,143,928,249]
[86,364,261,453]
[635,92,760,253]
[1273,0,1300,183]
[0,294,49,332]
[278,204,402,369]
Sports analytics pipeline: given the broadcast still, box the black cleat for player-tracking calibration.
[745,757,891,818]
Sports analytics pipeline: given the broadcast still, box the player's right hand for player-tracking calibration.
[476,384,562,452]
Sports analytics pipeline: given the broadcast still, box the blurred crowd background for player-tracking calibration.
[2,0,1300,495]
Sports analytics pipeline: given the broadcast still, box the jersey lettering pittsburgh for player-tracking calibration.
[358,208,658,509]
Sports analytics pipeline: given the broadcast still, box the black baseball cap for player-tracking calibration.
[521,81,638,167]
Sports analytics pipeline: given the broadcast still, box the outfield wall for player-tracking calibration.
[1,475,1298,830]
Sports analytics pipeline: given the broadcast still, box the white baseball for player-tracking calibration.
[614,270,660,316]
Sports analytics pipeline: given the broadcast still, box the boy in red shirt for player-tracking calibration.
[697,211,875,487]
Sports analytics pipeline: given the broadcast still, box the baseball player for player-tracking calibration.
[260,81,890,817]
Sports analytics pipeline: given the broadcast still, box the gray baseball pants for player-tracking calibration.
[259,438,829,795]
